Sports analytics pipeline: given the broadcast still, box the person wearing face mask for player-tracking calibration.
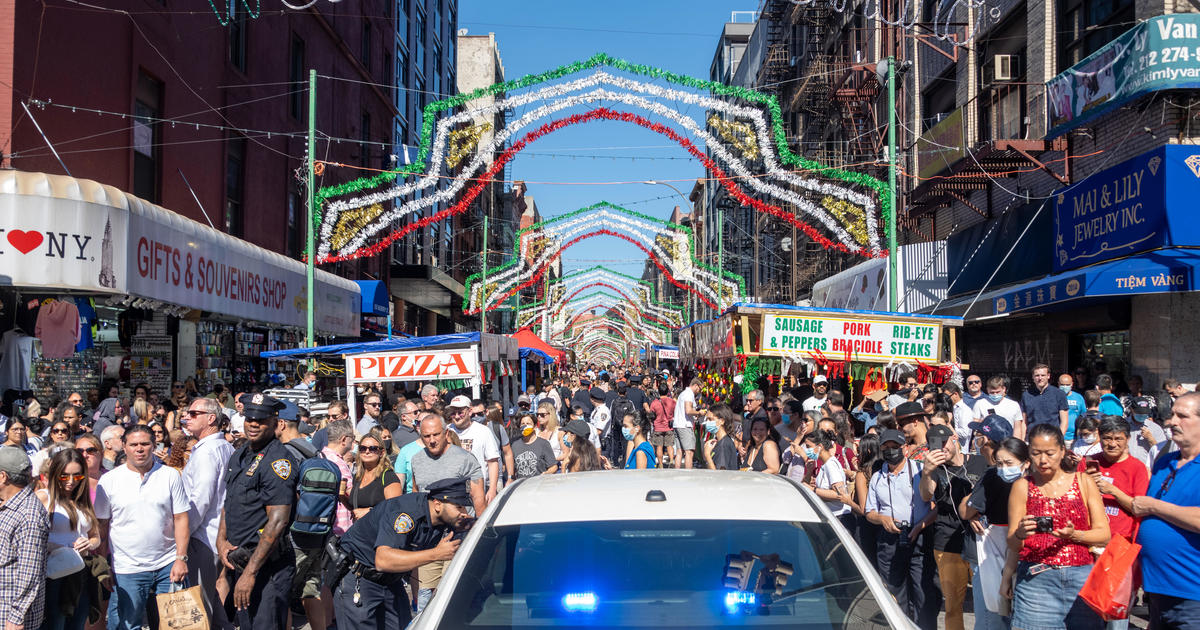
[702,404,740,471]
[919,424,987,630]
[510,413,558,478]
[1071,413,1103,458]
[865,428,939,629]
[1058,374,1086,441]
[622,412,656,469]
[773,400,805,451]
[561,418,605,472]
[972,376,1025,440]
[804,429,854,530]
[960,433,1025,630]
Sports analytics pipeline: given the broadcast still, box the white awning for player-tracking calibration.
[0,170,359,336]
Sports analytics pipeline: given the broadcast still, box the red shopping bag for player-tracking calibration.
[1080,532,1141,621]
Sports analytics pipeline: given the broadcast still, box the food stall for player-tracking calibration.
[261,332,520,425]
[680,303,964,403]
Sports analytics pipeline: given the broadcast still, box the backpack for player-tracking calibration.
[290,454,343,549]
[610,396,639,425]
[600,414,627,466]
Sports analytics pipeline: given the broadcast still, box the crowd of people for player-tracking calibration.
[0,362,1196,630]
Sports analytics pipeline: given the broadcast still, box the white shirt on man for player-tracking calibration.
[448,421,500,478]
[183,432,234,552]
[972,396,1023,429]
[802,395,827,414]
[94,460,189,574]
[816,457,850,517]
[674,388,696,429]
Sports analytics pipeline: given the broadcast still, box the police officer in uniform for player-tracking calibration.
[216,393,299,629]
[329,476,473,628]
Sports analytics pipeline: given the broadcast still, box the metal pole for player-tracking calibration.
[306,69,317,353]
[480,212,488,333]
[718,212,724,315]
[886,56,899,312]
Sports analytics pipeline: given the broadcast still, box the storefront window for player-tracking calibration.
[1071,330,1130,386]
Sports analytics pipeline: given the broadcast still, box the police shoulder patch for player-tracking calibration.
[271,458,292,480]
[393,513,414,534]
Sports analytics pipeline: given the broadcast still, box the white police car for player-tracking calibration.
[410,470,917,629]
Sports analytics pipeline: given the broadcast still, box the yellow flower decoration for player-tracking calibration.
[707,114,759,161]
[330,203,384,251]
[820,196,870,245]
[447,122,491,169]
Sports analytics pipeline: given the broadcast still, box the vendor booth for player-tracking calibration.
[680,303,964,406]
[511,328,565,391]
[261,332,519,425]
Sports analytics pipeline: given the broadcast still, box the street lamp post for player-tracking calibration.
[643,180,703,322]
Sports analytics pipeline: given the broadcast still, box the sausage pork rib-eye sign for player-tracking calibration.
[347,349,479,383]
[759,312,942,363]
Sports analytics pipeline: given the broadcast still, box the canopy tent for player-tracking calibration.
[260,332,521,424]
[260,332,483,358]
[511,328,566,363]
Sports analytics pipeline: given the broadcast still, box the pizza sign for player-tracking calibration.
[347,349,479,383]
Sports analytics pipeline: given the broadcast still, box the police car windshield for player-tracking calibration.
[437,519,889,629]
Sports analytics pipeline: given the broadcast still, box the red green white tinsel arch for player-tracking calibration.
[315,54,888,265]
[514,266,688,333]
[465,202,744,316]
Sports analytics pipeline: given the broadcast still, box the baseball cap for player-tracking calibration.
[813,375,828,385]
[563,418,592,439]
[879,429,906,447]
[517,394,531,405]
[447,395,471,408]
[927,424,955,444]
[0,446,32,479]
[278,400,300,422]
[1129,396,1156,423]
[968,414,1014,444]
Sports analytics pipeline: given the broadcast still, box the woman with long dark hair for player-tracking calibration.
[960,436,1029,628]
[562,419,604,472]
[622,408,656,469]
[852,433,881,566]
[38,448,102,630]
[702,404,740,471]
[1003,424,1108,629]
[805,428,854,530]
[3,416,38,455]
[741,417,781,474]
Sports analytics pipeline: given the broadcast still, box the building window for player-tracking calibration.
[229,4,247,72]
[398,5,408,49]
[133,72,163,203]
[360,111,371,167]
[415,72,425,132]
[433,42,441,97]
[290,35,306,119]
[396,47,409,121]
[1058,0,1134,70]
[415,4,426,73]
[361,19,371,70]
[287,185,302,258]
[225,136,246,237]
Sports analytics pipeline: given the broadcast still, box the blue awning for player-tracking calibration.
[519,347,556,364]
[354,280,389,316]
[992,247,1200,315]
[261,332,483,358]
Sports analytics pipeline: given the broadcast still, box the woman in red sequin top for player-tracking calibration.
[1002,423,1110,630]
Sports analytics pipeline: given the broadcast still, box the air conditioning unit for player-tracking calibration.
[993,54,1019,81]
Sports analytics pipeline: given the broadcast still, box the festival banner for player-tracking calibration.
[1047,14,1200,138]
[759,312,941,363]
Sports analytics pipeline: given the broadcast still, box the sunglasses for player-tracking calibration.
[173,385,185,389]
[58,474,86,483]
[364,402,382,407]
[767,406,779,411]
[77,447,99,455]
[185,410,212,417]
[359,445,383,453]
[537,412,550,417]
[966,380,981,384]
[51,428,68,434]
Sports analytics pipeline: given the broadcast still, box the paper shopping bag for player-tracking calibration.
[155,584,209,630]
[1080,532,1141,621]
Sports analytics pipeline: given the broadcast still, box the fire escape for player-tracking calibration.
[754,0,797,304]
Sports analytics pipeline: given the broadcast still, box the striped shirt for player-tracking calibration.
[0,484,50,628]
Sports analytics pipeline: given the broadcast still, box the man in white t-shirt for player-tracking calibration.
[674,379,703,469]
[971,376,1025,440]
[94,424,190,630]
[803,375,830,413]
[445,395,500,504]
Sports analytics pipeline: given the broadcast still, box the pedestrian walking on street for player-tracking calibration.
[1004,423,1109,630]
[0,445,50,630]
[182,396,235,630]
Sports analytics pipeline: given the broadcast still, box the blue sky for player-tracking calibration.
[458,0,756,276]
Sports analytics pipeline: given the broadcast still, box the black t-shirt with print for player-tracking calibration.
[929,453,987,553]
